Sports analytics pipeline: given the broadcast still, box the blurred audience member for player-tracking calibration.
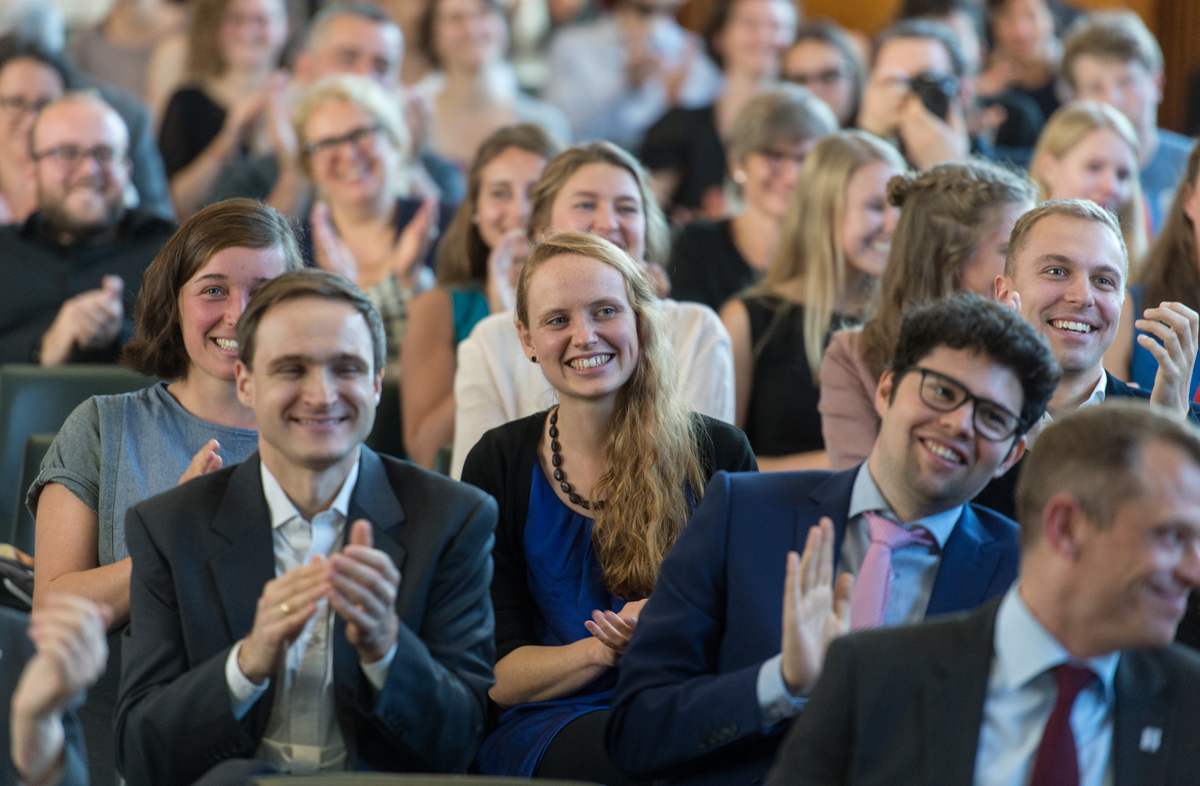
[417,0,570,169]
[295,74,451,364]
[723,131,904,471]
[640,0,797,220]
[210,2,405,217]
[374,0,435,86]
[856,19,971,168]
[782,21,865,129]
[1106,140,1200,400]
[1062,11,1191,235]
[608,292,1058,786]
[669,86,838,311]
[68,0,186,106]
[543,0,722,149]
[1030,100,1148,272]
[463,232,755,781]
[979,0,1061,125]
[8,596,111,786]
[450,141,735,477]
[0,0,64,52]
[0,92,176,365]
[402,124,563,470]
[159,0,291,219]
[769,402,1200,786]
[0,37,173,224]
[821,159,1036,470]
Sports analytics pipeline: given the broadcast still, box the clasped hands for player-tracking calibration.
[237,519,401,685]
[780,517,854,697]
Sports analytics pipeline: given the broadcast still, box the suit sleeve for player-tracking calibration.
[606,471,769,780]
[115,505,262,786]
[765,636,857,786]
[358,493,498,772]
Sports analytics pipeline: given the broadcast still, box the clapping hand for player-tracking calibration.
[310,201,360,281]
[178,439,223,485]
[328,519,401,665]
[1142,301,1200,417]
[485,229,529,313]
[780,517,854,696]
[40,275,125,366]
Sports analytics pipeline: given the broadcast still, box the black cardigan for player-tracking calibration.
[461,411,757,660]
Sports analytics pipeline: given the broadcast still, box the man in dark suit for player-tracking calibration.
[771,402,1200,785]
[115,270,498,786]
[606,293,1061,785]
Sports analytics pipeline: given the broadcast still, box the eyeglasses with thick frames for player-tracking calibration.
[0,95,54,114]
[784,67,852,89]
[914,367,1026,442]
[31,145,127,169]
[303,124,383,157]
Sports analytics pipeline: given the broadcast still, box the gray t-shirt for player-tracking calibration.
[28,382,259,565]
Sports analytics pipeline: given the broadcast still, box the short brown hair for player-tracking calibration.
[1061,11,1163,92]
[1004,198,1127,279]
[1015,401,1200,547]
[237,269,387,373]
[527,142,669,267]
[122,199,302,379]
[725,84,839,168]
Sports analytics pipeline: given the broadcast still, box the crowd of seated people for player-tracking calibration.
[4,0,1200,785]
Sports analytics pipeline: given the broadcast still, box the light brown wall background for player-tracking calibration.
[775,0,1196,133]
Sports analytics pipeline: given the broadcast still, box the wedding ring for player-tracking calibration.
[280,602,291,614]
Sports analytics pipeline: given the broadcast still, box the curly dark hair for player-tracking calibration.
[890,291,1061,434]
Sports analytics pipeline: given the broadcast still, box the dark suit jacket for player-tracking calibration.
[0,607,88,786]
[115,448,498,786]
[769,598,1200,785]
[606,466,1021,786]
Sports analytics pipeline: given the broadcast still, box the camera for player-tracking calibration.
[908,72,959,120]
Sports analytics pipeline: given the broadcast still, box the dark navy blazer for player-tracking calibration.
[606,465,1021,786]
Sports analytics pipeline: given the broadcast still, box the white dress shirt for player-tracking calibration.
[450,299,736,478]
[756,463,964,728]
[223,459,396,774]
[975,584,1118,786]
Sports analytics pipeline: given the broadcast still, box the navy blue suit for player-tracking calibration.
[606,466,1021,786]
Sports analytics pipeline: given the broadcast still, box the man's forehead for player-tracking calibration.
[0,57,62,89]
[323,15,398,51]
[35,102,128,146]
[875,36,951,76]
[1017,215,1126,273]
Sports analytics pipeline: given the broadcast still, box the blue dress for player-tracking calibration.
[1127,282,1200,400]
[475,464,623,776]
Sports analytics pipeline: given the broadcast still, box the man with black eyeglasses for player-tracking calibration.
[606,292,1061,786]
[0,91,176,365]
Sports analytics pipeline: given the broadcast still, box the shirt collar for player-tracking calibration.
[993,583,1120,704]
[848,462,962,548]
[260,458,360,529]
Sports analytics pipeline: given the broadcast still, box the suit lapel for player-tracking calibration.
[1113,650,1174,786]
[926,506,1000,617]
[208,455,276,642]
[798,465,859,569]
[921,601,999,783]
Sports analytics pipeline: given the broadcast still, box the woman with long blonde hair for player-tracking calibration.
[820,158,1038,470]
[1030,100,1148,272]
[462,232,754,782]
[721,130,904,471]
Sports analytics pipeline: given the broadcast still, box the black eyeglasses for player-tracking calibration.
[914,368,1026,442]
[0,95,54,114]
[31,144,127,169]
[303,124,384,157]
[784,67,851,89]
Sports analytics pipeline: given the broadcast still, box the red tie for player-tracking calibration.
[1029,664,1098,786]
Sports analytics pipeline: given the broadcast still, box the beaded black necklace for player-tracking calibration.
[548,406,604,511]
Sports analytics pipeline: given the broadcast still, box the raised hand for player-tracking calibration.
[328,519,401,665]
[584,597,647,660]
[263,71,298,161]
[780,517,854,696]
[40,275,125,366]
[178,439,223,485]
[237,558,329,684]
[1142,301,1200,417]
[898,93,969,168]
[386,198,439,288]
[310,201,360,281]
[484,229,529,313]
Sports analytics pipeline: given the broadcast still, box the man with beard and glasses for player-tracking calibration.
[0,92,176,365]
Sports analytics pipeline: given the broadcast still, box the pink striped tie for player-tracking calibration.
[849,511,936,631]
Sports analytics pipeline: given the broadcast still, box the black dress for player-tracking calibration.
[668,219,759,312]
[640,105,726,212]
[158,88,228,178]
[742,294,837,457]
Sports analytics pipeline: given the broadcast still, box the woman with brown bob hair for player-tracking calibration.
[400,124,563,469]
[819,159,1037,470]
[462,232,755,781]
[31,198,302,628]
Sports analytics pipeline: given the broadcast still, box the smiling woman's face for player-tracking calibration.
[547,163,647,263]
